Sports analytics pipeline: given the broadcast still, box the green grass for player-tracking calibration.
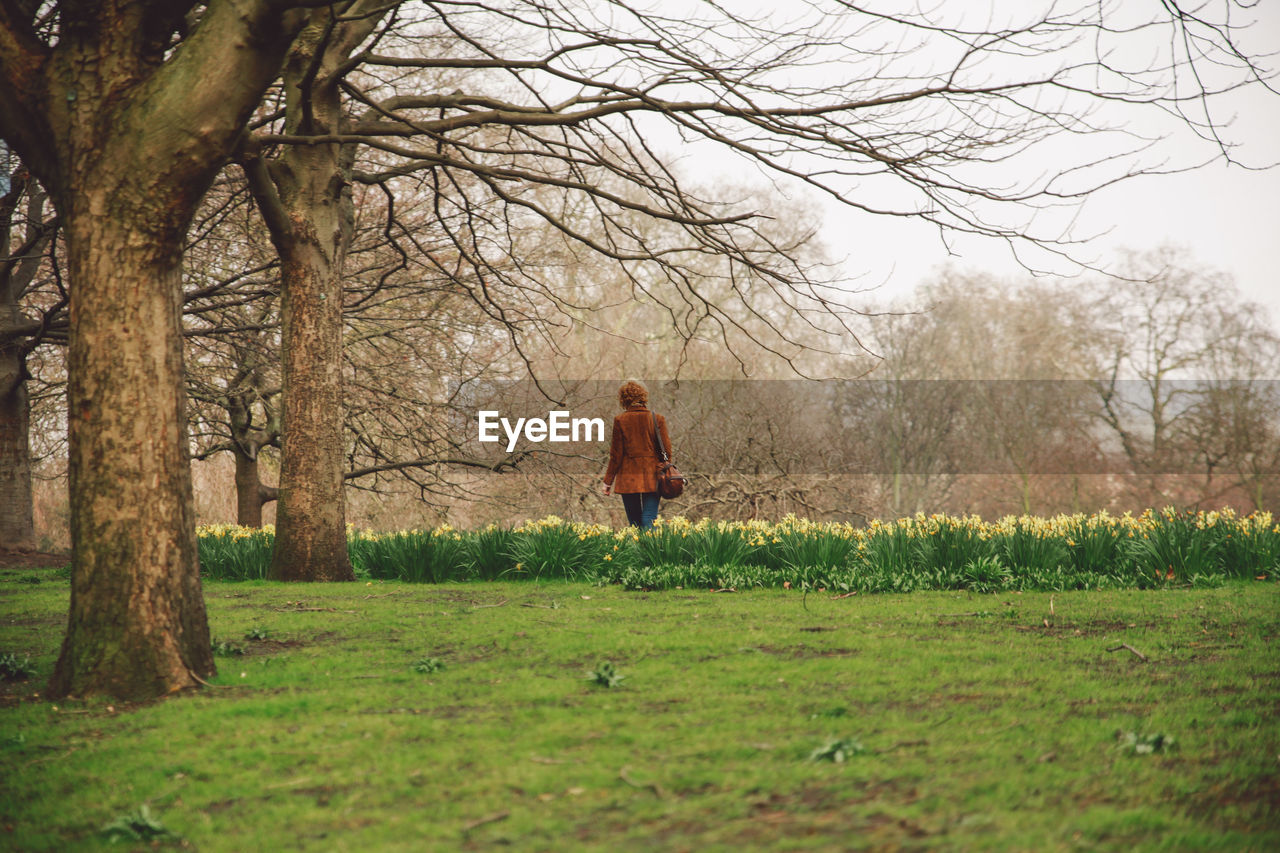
[1,568,1277,851]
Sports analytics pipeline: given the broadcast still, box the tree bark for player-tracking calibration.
[234,444,279,528]
[0,169,49,552]
[0,338,34,550]
[228,392,279,527]
[48,211,214,699]
[271,215,353,579]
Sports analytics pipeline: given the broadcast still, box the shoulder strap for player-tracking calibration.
[650,411,669,461]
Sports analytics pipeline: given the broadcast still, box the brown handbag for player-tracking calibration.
[651,411,685,499]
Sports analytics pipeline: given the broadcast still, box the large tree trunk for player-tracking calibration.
[48,212,213,699]
[246,9,386,582]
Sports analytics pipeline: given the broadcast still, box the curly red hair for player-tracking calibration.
[618,381,648,409]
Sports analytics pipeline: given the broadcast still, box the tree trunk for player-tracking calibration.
[229,394,279,527]
[254,131,355,579]
[48,212,213,699]
[248,9,385,582]
[0,170,48,552]
[233,443,278,528]
[0,341,35,550]
[269,184,353,580]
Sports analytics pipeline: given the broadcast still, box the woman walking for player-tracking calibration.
[602,381,672,529]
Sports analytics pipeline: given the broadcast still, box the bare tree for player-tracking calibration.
[1,160,60,550]
[1092,249,1280,508]
[182,171,286,528]
[0,2,309,699]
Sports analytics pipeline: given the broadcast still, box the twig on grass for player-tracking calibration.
[619,766,667,799]
[462,811,510,833]
[188,671,231,690]
[270,607,357,614]
[1106,643,1148,661]
[469,599,508,610]
[883,739,930,752]
[24,747,79,767]
[535,620,587,632]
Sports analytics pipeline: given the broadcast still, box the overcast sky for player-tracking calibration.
[663,2,1280,329]
[820,85,1280,326]
[810,5,1280,327]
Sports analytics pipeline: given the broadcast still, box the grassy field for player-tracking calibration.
[1,569,1277,851]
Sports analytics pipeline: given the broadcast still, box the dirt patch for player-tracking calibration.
[289,784,353,806]
[728,782,931,845]
[242,639,306,656]
[929,691,992,706]
[755,645,859,659]
[1180,771,1280,830]
[0,550,69,571]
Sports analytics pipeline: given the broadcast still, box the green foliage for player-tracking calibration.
[244,626,271,641]
[684,524,753,568]
[351,528,470,583]
[465,525,517,579]
[771,530,857,572]
[808,737,868,762]
[507,523,607,580]
[1119,731,1176,755]
[100,805,175,844]
[631,524,694,566]
[1123,515,1219,582]
[587,661,625,688]
[0,651,36,681]
[195,510,1280,594]
[996,523,1070,574]
[961,555,1012,593]
[412,657,445,674]
[197,525,274,580]
[211,638,245,657]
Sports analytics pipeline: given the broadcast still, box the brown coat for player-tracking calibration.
[603,405,672,494]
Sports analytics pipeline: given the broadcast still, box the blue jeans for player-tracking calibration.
[621,492,660,529]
